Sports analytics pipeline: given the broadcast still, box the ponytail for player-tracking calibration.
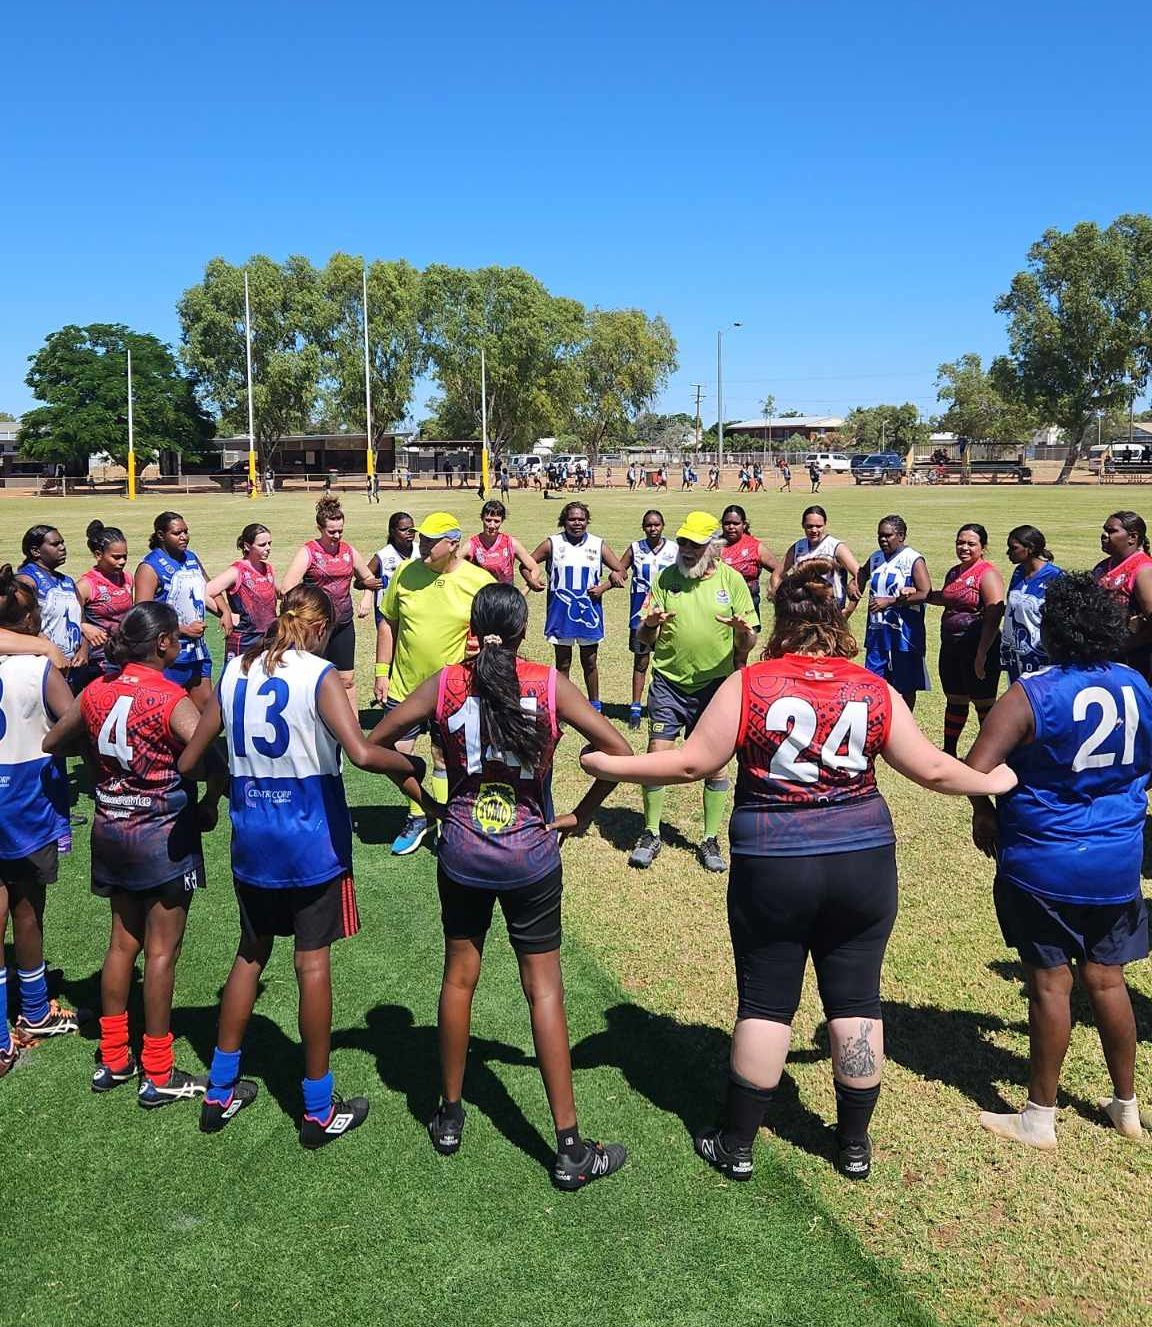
[106,602,179,666]
[1008,524,1053,563]
[467,584,544,769]
[244,584,333,675]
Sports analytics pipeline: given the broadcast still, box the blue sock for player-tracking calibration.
[206,1047,242,1104]
[591,699,603,713]
[629,702,642,716]
[302,1071,334,1120]
[18,963,49,1025]
[0,968,10,1053]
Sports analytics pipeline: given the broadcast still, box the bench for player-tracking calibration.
[1098,463,1152,484]
[916,461,1032,484]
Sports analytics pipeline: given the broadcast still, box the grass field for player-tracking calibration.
[2,481,1151,1327]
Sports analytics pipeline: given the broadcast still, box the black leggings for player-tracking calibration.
[727,845,898,1024]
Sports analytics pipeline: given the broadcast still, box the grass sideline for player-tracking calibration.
[3,483,1151,1326]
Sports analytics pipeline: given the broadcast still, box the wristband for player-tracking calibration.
[374,663,390,677]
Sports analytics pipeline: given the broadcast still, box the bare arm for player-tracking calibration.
[199,565,223,618]
[757,541,781,576]
[367,674,439,747]
[975,566,1006,675]
[177,692,224,776]
[373,614,398,704]
[529,540,551,567]
[317,671,423,800]
[549,673,632,835]
[964,683,1033,856]
[134,562,159,603]
[880,687,1016,795]
[905,557,931,604]
[43,693,88,757]
[44,665,77,727]
[279,546,311,595]
[0,629,67,670]
[771,546,795,594]
[204,566,240,600]
[837,544,863,613]
[349,546,382,591]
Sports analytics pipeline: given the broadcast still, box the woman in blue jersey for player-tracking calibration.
[528,502,626,711]
[358,510,415,624]
[858,514,932,710]
[134,511,221,710]
[178,585,427,1149]
[369,583,634,1189]
[1000,525,1061,683]
[15,525,86,677]
[0,565,78,1076]
[968,572,1152,1149]
[617,510,678,730]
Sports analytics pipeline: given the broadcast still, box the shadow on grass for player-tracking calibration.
[987,956,1152,1041]
[592,807,698,854]
[332,1004,552,1167]
[350,805,419,846]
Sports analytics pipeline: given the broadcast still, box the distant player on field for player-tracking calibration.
[617,510,677,731]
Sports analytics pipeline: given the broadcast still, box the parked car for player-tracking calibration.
[552,453,589,473]
[853,452,905,484]
[804,451,852,474]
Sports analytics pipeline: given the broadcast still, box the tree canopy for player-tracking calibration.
[935,353,1038,452]
[19,324,213,469]
[842,402,927,452]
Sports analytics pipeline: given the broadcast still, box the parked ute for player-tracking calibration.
[804,451,852,474]
[853,452,905,484]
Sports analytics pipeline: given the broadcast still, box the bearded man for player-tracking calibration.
[627,512,758,872]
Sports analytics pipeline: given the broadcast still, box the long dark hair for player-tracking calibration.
[766,558,858,659]
[1040,572,1128,666]
[106,602,179,666]
[1007,524,1053,562]
[87,520,126,555]
[0,563,40,632]
[468,583,545,769]
[149,511,184,550]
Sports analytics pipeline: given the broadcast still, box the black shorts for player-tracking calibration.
[727,845,898,1024]
[235,873,360,951]
[628,629,653,658]
[383,694,428,742]
[648,672,723,741]
[994,876,1150,969]
[91,861,204,905]
[0,842,59,891]
[438,865,562,954]
[324,618,357,672]
[938,632,1002,700]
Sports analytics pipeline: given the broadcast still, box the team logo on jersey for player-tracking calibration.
[715,589,731,606]
[472,781,516,834]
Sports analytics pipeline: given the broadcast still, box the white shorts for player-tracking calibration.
[546,636,602,648]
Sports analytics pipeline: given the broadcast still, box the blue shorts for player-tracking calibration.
[865,643,929,695]
[994,876,1150,969]
[648,672,723,741]
[163,656,212,689]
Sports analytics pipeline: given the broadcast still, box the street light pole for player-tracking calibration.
[244,270,258,499]
[362,262,374,484]
[126,347,136,501]
[716,321,742,479]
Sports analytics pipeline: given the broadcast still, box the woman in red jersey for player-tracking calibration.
[581,559,1015,1182]
[281,496,380,713]
[204,522,278,663]
[45,602,222,1107]
[370,583,633,1190]
[73,520,134,690]
[1092,510,1152,678]
[463,501,545,590]
[720,505,780,619]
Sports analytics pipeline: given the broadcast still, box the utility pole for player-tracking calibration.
[692,384,705,448]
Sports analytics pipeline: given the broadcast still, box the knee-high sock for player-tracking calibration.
[834,1080,880,1144]
[702,778,729,838]
[943,702,969,757]
[17,963,49,1026]
[642,786,666,834]
[0,969,10,1053]
[722,1072,775,1150]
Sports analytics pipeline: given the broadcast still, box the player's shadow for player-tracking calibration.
[987,957,1152,1041]
[350,805,416,846]
[46,965,104,1041]
[332,1003,553,1167]
[571,1002,832,1161]
[592,807,698,854]
[598,701,635,726]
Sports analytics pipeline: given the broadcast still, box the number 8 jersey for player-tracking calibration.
[218,649,352,889]
[731,654,894,857]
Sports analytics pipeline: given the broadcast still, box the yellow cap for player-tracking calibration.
[674,511,721,544]
[416,512,462,539]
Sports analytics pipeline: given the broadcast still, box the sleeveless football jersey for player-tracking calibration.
[791,535,846,607]
[731,654,894,857]
[721,534,763,590]
[466,532,516,585]
[304,539,354,625]
[1001,561,1062,682]
[218,649,352,888]
[1094,550,1152,676]
[939,558,995,641]
[628,537,677,629]
[864,545,927,657]
[0,655,69,858]
[224,558,278,657]
[78,567,133,666]
[80,667,202,888]
[544,533,605,643]
[141,547,209,666]
[436,657,560,888]
[17,562,82,658]
[372,543,413,624]
[999,661,1152,904]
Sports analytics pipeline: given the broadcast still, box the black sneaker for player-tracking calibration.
[628,829,662,869]
[200,1079,260,1133]
[137,1066,209,1109]
[16,1000,81,1040]
[0,1041,21,1081]
[835,1132,872,1181]
[694,1127,754,1180]
[92,1054,138,1093]
[428,1103,465,1155]
[299,1095,370,1149]
[552,1140,627,1191]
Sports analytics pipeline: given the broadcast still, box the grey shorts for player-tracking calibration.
[648,672,723,741]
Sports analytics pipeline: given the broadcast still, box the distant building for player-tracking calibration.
[724,415,845,444]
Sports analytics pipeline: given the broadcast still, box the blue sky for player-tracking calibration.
[5,0,1149,425]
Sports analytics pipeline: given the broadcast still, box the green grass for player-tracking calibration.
[3,480,1151,1327]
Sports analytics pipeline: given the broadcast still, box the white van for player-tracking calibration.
[1088,442,1149,473]
[804,451,852,474]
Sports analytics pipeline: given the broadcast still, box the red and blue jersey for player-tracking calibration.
[731,654,894,857]
[435,657,560,888]
[304,539,355,625]
[224,558,278,658]
[80,667,203,889]
[0,655,69,859]
[467,532,516,585]
[999,662,1152,905]
[78,567,133,667]
[141,547,209,667]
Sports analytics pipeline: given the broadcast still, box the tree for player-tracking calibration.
[419,265,585,452]
[570,309,677,463]
[0,411,16,422]
[317,254,423,448]
[19,324,213,470]
[935,353,1039,453]
[178,255,326,463]
[842,402,928,453]
[760,394,776,420]
[992,215,1152,483]
[632,411,697,453]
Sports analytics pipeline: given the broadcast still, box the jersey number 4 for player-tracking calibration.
[763,697,869,784]
[97,695,135,770]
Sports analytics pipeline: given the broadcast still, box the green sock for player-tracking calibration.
[702,784,727,838]
[431,770,449,807]
[642,786,665,834]
[409,797,423,817]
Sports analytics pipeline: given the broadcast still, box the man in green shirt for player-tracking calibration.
[628,511,758,873]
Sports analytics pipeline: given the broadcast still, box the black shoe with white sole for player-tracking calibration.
[834,1132,872,1180]
[92,1054,138,1093]
[299,1095,370,1149]
[551,1140,627,1191]
[200,1079,260,1133]
[137,1066,209,1109]
[694,1127,754,1180]
[427,1103,466,1155]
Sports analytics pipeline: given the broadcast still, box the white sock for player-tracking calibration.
[1098,1094,1144,1140]
[978,1099,1057,1149]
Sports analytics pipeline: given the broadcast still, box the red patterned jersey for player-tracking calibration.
[304,539,355,624]
[225,557,278,657]
[466,532,516,584]
[940,558,994,640]
[721,533,762,588]
[731,654,894,856]
[78,567,133,665]
[80,667,203,888]
[435,657,560,887]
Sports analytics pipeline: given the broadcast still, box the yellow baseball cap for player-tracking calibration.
[675,511,721,544]
[416,512,462,539]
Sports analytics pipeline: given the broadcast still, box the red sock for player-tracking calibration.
[99,1012,131,1072]
[141,1032,174,1084]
